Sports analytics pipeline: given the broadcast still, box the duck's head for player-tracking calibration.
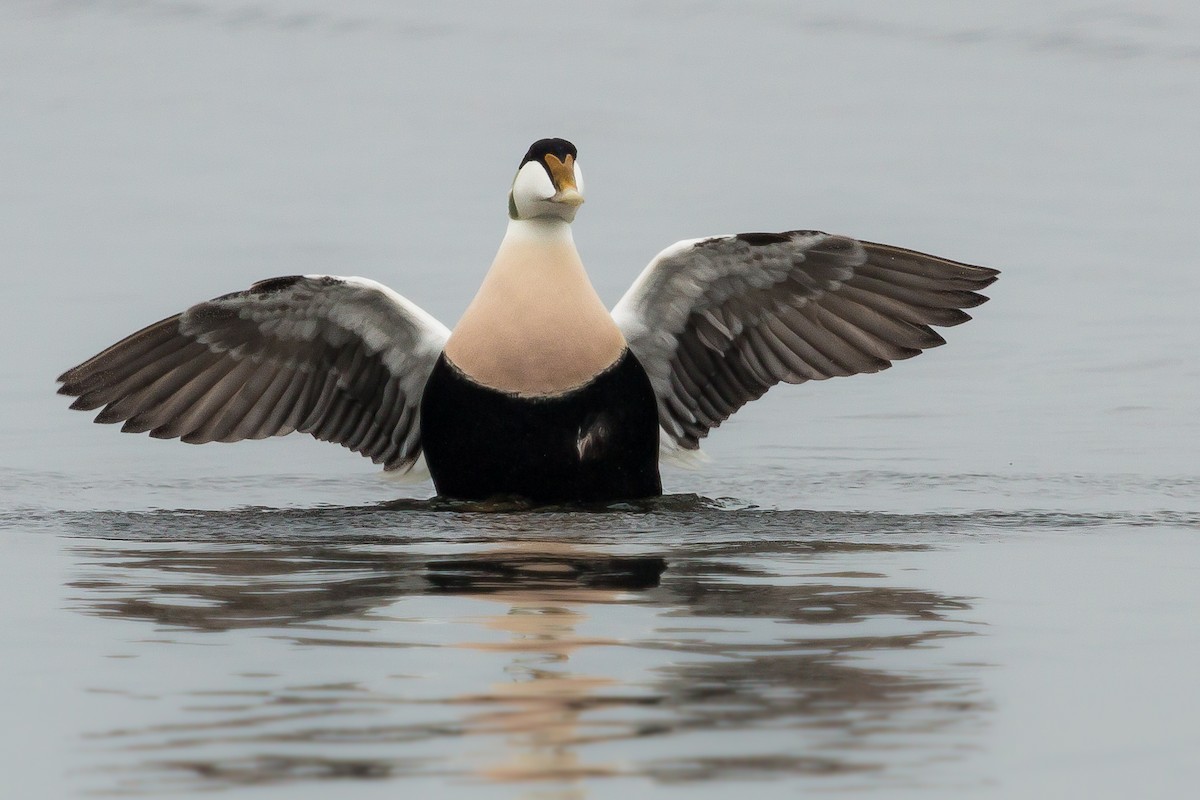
[508,138,585,222]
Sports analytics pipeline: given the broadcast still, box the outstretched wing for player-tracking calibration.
[57,275,450,471]
[611,231,999,451]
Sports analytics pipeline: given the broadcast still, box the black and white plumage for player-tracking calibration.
[58,138,998,502]
[58,276,448,472]
[612,231,998,451]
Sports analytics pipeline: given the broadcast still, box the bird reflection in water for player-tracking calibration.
[65,504,984,794]
[428,543,666,785]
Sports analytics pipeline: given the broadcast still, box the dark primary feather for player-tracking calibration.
[612,231,999,450]
[57,275,449,471]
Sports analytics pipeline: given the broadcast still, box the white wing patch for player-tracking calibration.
[575,412,612,462]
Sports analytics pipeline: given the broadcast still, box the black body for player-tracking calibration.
[420,349,662,503]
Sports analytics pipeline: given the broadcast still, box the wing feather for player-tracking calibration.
[61,318,183,397]
[110,351,226,430]
[58,275,449,471]
[274,371,315,438]
[226,363,293,440]
[613,231,998,450]
[147,356,246,440]
[179,358,264,444]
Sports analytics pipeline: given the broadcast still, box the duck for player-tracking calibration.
[57,138,998,503]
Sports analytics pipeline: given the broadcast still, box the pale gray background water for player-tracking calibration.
[2,1,1198,797]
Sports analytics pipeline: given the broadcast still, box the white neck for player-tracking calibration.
[443,217,626,396]
[503,216,576,245]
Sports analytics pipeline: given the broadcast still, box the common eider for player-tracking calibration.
[57,138,998,503]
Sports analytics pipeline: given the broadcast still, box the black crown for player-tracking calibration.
[520,138,577,167]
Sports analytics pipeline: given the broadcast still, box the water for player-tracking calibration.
[2,1,1200,797]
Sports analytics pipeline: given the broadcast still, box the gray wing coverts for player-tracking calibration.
[57,276,448,471]
[613,231,1000,450]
